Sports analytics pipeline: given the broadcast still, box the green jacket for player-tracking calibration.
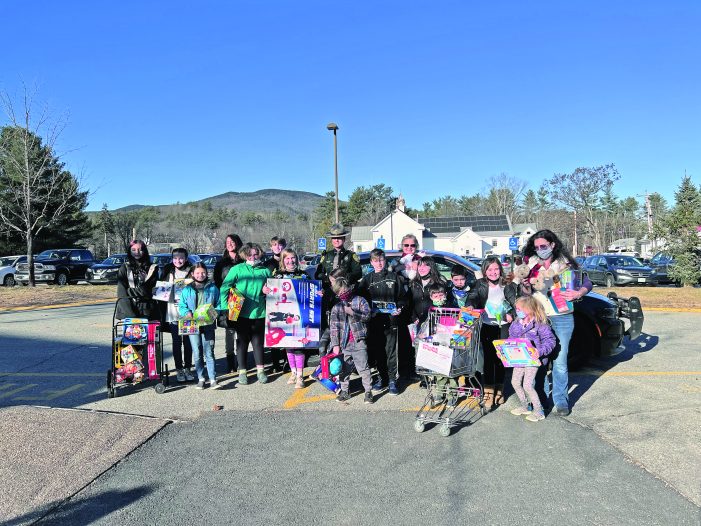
[220,263,272,319]
[314,247,362,289]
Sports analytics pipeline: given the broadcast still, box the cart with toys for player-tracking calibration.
[107,300,169,398]
[413,306,485,437]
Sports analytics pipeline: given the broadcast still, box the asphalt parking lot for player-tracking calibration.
[0,304,699,524]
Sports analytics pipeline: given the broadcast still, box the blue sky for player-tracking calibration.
[2,1,699,212]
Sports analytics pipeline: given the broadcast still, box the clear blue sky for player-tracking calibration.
[2,1,699,212]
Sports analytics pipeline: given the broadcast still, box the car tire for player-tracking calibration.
[605,274,614,288]
[569,313,598,370]
[55,272,68,286]
[3,275,16,287]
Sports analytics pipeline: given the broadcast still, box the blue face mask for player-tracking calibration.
[536,247,553,260]
[516,309,527,320]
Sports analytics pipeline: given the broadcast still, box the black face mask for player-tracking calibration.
[193,276,207,284]
[487,277,500,284]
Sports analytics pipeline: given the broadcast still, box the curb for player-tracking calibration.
[644,307,701,313]
[0,299,116,312]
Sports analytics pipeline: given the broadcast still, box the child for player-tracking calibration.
[264,248,309,389]
[448,265,471,308]
[357,248,406,396]
[179,263,221,389]
[329,276,374,404]
[160,247,194,383]
[507,296,556,421]
[264,236,287,273]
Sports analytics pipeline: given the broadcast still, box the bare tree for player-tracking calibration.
[0,88,85,286]
[482,173,528,221]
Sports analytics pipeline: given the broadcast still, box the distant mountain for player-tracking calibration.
[113,188,325,215]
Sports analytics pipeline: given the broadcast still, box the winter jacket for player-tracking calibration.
[357,268,407,316]
[315,247,362,288]
[408,278,448,323]
[219,263,272,319]
[265,255,281,273]
[158,262,192,323]
[179,282,220,328]
[213,255,242,289]
[329,292,371,349]
[116,261,159,320]
[448,284,470,308]
[508,318,557,365]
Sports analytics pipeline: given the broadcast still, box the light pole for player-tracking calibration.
[326,122,339,223]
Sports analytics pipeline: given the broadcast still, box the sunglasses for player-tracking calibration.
[535,244,551,250]
[403,243,417,247]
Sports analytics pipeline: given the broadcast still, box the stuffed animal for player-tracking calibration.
[543,267,558,280]
[513,264,531,283]
[530,273,547,291]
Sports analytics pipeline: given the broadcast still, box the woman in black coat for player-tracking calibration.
[213,234,244,373]
[467,255,518,409]
[115,240,159,320]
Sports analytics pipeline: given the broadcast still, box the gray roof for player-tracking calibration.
[418,215,511,234]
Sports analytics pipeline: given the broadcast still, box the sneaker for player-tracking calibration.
[336,390,351,402]
[257,370,268,384]
[554,405,571,416]
[238,370,248,385]
[176,369,186,383]
[184,368,195,381]
[210,380,222,390]
[372,378,386,391]
[526,412,545,422]
[295,375,305,389]
[388,381,399,396]
[196,380,205,390]
[287,373,297,385]
[510,407,532,416]
[364,391,374,404]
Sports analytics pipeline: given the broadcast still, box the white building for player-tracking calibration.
[350,199,536,257]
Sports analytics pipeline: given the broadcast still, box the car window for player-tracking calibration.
[0,257,14,267]
[70,251,82,261]
[81,250,93,261]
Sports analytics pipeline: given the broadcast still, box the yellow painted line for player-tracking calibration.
[645,307,701,313]
[283,385,336,408]
[0,372,104,378]
[576,370,700,378]
[0,299,116,312]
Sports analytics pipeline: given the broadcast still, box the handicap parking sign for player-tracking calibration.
[376,237,385,249]
[318,238,327,251]
[509,237,519,251]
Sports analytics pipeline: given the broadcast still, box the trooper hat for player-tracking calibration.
[326,223,350,238]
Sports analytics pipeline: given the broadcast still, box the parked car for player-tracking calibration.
[198,253,222,278]
[648,251,678,286]
[0,255,26,286]
[358,249,644,368]
[152,253,201,273]
[300,253,317,267]
[86,254,126,284]
[15,249,95,285]
[581,254,657,287]
[303,254,322,279]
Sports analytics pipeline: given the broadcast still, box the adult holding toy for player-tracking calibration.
[515,229,592,416]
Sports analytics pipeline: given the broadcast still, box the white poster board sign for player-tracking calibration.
[415,340,453,376]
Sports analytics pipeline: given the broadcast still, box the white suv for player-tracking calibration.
[0,255,26,286]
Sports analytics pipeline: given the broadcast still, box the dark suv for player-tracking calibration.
[359,250,644,368]
[581,254,657,287]
[15,249,95,285]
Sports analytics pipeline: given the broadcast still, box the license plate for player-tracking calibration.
[637,278,645,283]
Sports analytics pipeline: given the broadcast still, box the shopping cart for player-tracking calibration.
[413,307,485,437]
[107,300,169,398]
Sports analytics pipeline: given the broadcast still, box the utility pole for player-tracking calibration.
[573,210,578,256]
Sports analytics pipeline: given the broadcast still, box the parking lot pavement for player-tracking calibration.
[1,306,699,516]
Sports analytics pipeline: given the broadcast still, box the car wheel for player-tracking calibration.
[605,274,614,288]
[569,313,598,369]
[55,272,68,286]
[3,275,16,287]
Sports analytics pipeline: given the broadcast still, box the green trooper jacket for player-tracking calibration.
[314,246,362,289]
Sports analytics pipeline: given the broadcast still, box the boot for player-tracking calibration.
[494,384,504,406]
[287,369,297,385]
[295,369,305,389]
[226,354,237,374]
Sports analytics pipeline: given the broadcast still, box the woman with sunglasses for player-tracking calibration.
[519,229,592,416]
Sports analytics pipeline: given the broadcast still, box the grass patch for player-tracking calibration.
[593,285,701,309]
[0,284,116,309]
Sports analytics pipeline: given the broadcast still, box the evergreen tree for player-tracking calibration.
[664,176,701,286]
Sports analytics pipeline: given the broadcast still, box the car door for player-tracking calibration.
[69,250,89,280]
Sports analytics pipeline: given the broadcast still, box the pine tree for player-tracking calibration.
[664,176,701,286]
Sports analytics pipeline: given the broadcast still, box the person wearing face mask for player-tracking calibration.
[467,255,518,410]
[159,247,195,383]
[517,229,592,417]
[220,242,272,385]
[214,234,244,374]
[116,239,159,321]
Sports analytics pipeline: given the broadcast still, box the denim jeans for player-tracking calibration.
[189,326,216,382]
[545,313,575,409]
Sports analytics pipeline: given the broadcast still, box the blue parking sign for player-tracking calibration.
[317,237,327,251]
[509,237,519,251]
[376,237,385,249]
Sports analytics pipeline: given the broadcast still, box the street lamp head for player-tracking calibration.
[326,122,339,131]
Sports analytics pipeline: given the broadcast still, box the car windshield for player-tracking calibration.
[103,256,125,265]
[608,256,643,267]
[37,250,69,259]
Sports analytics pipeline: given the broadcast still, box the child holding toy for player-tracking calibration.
[263,248,311,388]
[329,276,374,404]
[507,296,556,421]
[179,263,221,389]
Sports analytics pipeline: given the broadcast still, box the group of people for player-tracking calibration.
[115,224,591,417]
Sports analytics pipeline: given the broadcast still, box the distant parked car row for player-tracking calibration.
[580,254,656,287]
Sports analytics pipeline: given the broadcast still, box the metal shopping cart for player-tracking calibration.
[413,307,486,437]
[107,300,169,398]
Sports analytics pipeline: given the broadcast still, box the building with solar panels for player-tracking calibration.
[350,204,536,257]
